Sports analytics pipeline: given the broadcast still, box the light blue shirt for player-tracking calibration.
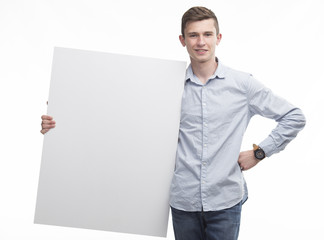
[169,60,306,212]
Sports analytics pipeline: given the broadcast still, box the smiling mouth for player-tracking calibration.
[195,49,208,54]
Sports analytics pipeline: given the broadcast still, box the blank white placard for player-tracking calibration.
[34,47,186,237]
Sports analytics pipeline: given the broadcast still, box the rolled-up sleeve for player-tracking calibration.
[247,76,306,157]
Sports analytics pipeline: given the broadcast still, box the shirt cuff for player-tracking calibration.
[259,136,277,158]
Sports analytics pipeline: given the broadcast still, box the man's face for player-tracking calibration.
[180,18,221,64]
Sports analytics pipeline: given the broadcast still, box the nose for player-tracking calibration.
[197,36,205,46]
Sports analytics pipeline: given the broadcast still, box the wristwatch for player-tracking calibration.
[253,144,266,160]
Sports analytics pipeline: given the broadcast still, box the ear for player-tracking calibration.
[179,35,186,47]
[216,33,222,46]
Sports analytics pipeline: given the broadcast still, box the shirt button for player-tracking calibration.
[202,103,206,106]
[204,144,207,147]
[204,123,208,127]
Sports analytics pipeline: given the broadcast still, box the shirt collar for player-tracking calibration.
[185,57,226,84]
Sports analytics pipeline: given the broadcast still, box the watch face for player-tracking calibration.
[255,149,265,160]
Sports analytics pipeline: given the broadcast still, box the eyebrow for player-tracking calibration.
[187,31,214,35]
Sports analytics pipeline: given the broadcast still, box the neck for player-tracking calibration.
[190,58,218,84]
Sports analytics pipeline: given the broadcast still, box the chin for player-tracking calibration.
[194,57,212,63]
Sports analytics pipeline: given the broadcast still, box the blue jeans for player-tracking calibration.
[171,201,242,240]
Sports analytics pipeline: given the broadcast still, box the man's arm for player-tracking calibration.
[238,75,306,170]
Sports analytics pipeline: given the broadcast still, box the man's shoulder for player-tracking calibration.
[219,63,256,92]
[221,63,253,80]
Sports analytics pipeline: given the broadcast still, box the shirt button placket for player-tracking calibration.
[201,85,208,210]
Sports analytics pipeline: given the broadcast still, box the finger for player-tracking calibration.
[41,120,56,127]
[41,123,56,130]
[42,120,56,125]
[41,115,53,120]
[40,129,49,134]
[40,123,56,134]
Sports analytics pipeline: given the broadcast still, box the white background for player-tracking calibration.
[0,0,323,239]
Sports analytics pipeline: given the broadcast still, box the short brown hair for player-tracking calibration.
[181,6,219,37]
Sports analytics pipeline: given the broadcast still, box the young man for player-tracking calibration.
[41,6,305,240]
[168,6,305,240]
